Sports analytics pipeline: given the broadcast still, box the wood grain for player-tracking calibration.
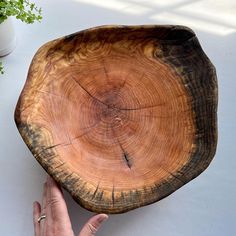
[15,25,218,213]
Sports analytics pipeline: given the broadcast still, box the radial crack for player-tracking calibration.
[103,65,109,81]
[65,173,73,181]
[45,143,63,150]
[18,102,35,113]
[34,143,67,158]
[91,182,100,200]
[71,76,108,107]
[36,89,77,104]
[162,167,185,184]
[123,152,132,169]
[112,184,115,206]
[117,103,165,111]
[71,75,170,113]
[54,162,65,170]
[72,119,102,141]
[112,128,132,169]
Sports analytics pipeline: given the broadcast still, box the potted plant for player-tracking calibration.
[0,0,42,74]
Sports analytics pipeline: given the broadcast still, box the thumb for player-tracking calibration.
[78,214,108,236]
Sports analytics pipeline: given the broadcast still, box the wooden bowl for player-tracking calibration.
[15,25,218,214]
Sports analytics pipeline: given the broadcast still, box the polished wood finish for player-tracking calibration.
[15,25,218,213]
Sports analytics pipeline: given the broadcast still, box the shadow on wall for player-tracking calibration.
[63,190,155,235]
[70,0,236,36]
[29,0,236,41]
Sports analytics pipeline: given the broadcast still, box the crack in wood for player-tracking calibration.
[111,127,132,169]
[54,162,65,170]
[71,76,108,107]
[72,119,102,141]
[91,182,100,200]
[64,173,73,181]
[18,102,35,113]
[36,89,77,104]
[46,155,59,162]
[98,191,103,201]
[123,152,132,169]
[71,76,166,112]
[112,184,115,206]
[34,143,65,159]
[117,103,165,111]
[45,143,63,150]
[161,167,185,184]
[103,65,109,81]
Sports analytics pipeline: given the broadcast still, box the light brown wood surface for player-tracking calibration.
[15,25,218,213]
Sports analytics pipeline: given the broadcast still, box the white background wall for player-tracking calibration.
[0,0,235,235]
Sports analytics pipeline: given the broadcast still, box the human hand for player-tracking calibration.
[33,176,108,236]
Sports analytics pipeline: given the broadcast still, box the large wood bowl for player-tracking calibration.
[15,25,218,214]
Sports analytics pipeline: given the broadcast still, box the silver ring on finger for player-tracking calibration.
[37,214,46,223]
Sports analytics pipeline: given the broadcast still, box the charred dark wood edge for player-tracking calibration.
[14,25,218,214]
[157,29,218,182]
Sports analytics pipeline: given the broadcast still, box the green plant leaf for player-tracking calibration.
[0,62,4,75]
[0,0,42,24]
[0,1,42,74]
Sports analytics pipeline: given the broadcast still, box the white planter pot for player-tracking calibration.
[0,17,16,57]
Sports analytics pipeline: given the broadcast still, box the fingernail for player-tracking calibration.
[98,214,108,223]
[33,201,38,209]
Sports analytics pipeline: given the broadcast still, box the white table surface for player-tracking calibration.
[1,0,236,235]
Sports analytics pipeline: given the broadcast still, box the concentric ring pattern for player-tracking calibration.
[15,25,217,213]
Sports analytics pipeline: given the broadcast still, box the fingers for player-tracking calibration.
[47,176,66,213]
[34,176,74,236]
[41,182,47,215]
[33,201,41,236]
[40,182,47,236]
[46,176,73,234]
[47,176,71,223]
[79,214,108,236]
[45,177,54,236]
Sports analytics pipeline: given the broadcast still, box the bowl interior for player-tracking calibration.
[27,32,195,191]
